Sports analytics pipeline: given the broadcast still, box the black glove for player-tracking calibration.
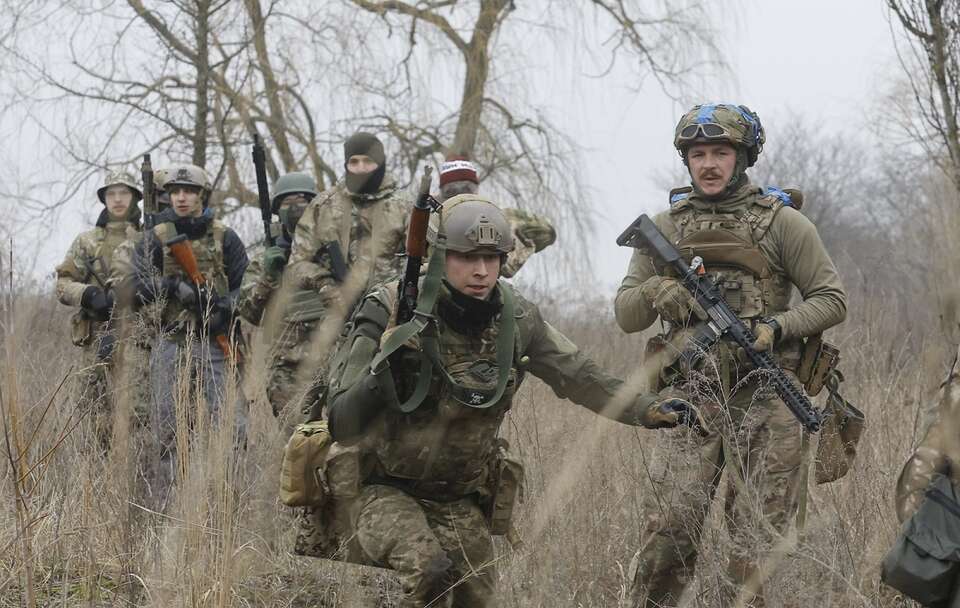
[639,396,709,436]
[95,331,117,363]
[81,285,114,321]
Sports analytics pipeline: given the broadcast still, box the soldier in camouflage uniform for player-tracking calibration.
[56,170,143,445]
[437,155,557,277]
[271,133,411,419]
[130,163,248,503]
[325,195,702,608]
[616,104,848,607]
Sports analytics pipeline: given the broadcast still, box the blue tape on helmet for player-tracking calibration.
[695,104,717,124]
[764,186,793,207]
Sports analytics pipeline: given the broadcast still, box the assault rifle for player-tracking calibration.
[165,234,236,362]
[617,214,823,433]
[252,134,275,247]
[397,166,441,324]
[81,256,117,362]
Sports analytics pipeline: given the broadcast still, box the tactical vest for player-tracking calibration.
[154,220,229,328]
[663,188,793,321]
[367,303,520,500]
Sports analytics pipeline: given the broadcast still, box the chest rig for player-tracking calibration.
[370,282,520,499]
[664,189,792,320]
[155,220,229,327]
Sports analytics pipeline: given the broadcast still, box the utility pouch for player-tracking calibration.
[882,474,960,607]
[484,445,525,536]
[797,334,839,396]
[70,311,94,347]
[279,420,332,507]
[814,374,866,484]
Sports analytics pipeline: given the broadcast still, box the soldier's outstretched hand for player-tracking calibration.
[636,392,709,436]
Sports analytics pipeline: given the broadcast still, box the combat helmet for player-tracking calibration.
[97,170,143,204]
[674,103,765,167]
[163,163,212,192]
[271,172,317,213]
[428,194,514,254]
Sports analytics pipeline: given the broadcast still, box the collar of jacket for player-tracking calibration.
[96,206,142,228]
[157,207,214,238]
[437,279,503,336]
[344,173,400,204]
[687,180,762,213]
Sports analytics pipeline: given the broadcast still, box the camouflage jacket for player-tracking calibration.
[56,212,140,307]
[285,176,410,322]
[501,208,557,278]
[326,279,657,499]
[236,232,292,327]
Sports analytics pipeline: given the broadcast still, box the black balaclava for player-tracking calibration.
[438,279,502,336]
[343,132,387,195]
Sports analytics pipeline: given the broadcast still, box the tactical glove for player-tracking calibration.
[205,296,233,337]
[261,245,289,282]
[635,394,708,435]
[751,319,779,352]
[81,285,114,321]
[639,276,707,325]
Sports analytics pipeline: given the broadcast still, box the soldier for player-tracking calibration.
[237,171,317,329]
[437,154,557,277]
[130,163,248,501]
[324,195,702,608]
[615,104,847,606]
[271,132,410,419]
[56,170,143,445]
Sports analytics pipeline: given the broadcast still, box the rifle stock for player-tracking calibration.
[165,235,236,362]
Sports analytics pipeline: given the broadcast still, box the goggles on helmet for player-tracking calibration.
[677,122,731,143]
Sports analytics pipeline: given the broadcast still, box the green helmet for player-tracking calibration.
[674,103,765,167]
[163,163,212,191]
[97,170,143,204]
[271,172,318,212]
[428,194,514,254]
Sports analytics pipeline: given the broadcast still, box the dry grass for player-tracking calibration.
[0,275,939,607]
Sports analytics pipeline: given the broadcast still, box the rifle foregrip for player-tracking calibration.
[166,239,205,285]
[406,208,430,257]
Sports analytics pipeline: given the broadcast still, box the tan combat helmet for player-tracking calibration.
[673,103,765,167]
[428,194,515,254]
[163,163,212,192]
[97,170,143,204]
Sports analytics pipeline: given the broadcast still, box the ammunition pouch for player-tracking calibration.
[814,373,865,484]
[882,474,960,607]
[280,420,332,507]
[70,310,95,347]
[481,443,525,536]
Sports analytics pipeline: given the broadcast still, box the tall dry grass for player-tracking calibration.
[0,271,943,607]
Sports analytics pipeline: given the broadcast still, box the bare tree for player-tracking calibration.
[887,0,960,194]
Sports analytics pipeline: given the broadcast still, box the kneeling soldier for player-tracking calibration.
[323,195,701,608]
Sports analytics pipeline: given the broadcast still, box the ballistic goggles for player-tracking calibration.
[677,122,731,143]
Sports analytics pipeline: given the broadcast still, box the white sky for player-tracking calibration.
[19,0,897,296]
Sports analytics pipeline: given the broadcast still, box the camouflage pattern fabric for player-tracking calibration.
[501,208,556,278]
[353,484,496,608]
[627,369,805,607]
[267,177,410,416]
[616,181,847,606]
[236,252,276,327]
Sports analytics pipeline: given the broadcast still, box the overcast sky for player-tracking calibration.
[16,0,897,297]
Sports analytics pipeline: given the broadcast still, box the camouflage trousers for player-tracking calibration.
[628,371,805,608]
[73,346,111,448]
[353,484,496,608]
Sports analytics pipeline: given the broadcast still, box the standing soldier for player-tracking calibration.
[615,104,847,606]
[131,163,248,502]
[323,195,701,608]
[270,132,409,420]
[437,154,557,277]
[56,170,142,445]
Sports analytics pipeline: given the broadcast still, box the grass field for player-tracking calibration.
[0,277,938,607]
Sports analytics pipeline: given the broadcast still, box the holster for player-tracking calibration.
[481,442,525,536]
[797,334,840,396]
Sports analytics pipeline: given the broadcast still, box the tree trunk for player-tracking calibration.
[926,0,960,192]
[451,0,510,157]
[193,0,211,168]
